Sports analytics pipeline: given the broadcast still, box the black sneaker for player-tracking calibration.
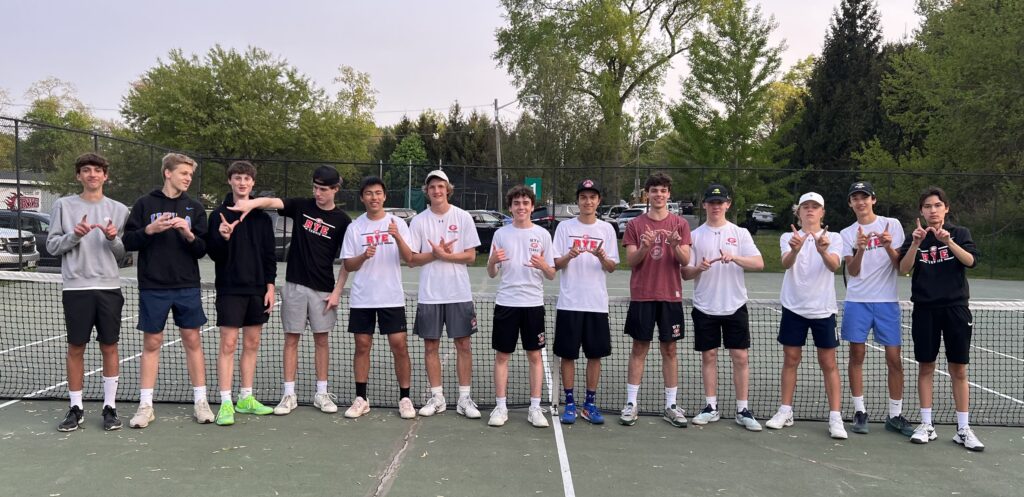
[58,406,84,432]
[851,411,869,434]
[885,414,914,437]
[102,405,123,431]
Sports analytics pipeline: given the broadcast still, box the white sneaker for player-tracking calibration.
[314,392,339,414]
[398,397,416,419]
[418,395,446,416]
[765,409,794,430]
[528,405,550,428]
[828,417,849,439]
[273,394,297,415]
[456,396,481,419]
[735,408,763,432]
[910,423,937,444]
[691,404,720,425]
[344,396,370,419]
[194,399,215,424]
[619,402,638,426]
[953,426,984,451]
[488,406,508,427]
[129,404,155,429]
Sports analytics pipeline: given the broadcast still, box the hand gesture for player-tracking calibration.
[219,213,240,241]
[856,226,869,250]
[144,213,175,235]
[814,227,831,254]
[640,226,656,248]
[526,250,548,270]
[323,291,340,314]
[102,219,118,240]
[667,229,683,248]
[227,197,255,222]
[565,244,582,260]
[788,224,805,252]
[934,226,951,244]
[718,248,734,264]
[388,219,400,240]
[170,216,193,239]
[74,215,92,237]
[878,223,893,248]
[912,219,928,243]
[593,246,608,262]
[489,244,509,266]
[363,242,377,259]
[264,285,275,315]
[697,257,714,272]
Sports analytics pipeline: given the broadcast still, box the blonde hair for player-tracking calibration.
[161,153,197,172]
[422,178,454,198]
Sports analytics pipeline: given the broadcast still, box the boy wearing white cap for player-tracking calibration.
[765,192,847,439]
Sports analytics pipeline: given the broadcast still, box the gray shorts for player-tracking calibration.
[413,302,478,340]
[281,282,338,333]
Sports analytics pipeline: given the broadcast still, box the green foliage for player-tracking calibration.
[389,134,428,165]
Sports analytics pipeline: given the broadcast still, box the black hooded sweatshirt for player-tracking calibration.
[123,189,207,289]
[206,193,277,295]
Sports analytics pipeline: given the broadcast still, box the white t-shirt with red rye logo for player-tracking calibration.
[490,224,554,307]
[688,222,760,316]
[553,217,619,313]
[340,213,412,308]
[839,215,904,302]
[408,205,481,304]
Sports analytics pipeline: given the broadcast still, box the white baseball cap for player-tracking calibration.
[798,192,825,207]
[424,169,450,185]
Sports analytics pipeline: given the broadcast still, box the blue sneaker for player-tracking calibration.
[560,403,577,424]
[581,402,605,425]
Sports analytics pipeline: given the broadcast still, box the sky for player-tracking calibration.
[0,0,921,126]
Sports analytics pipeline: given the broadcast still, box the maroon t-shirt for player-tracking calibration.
[623,213,691,302]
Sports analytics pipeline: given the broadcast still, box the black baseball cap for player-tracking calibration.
[576,178,602,196]
[848,181,875,198]
[703,183,731,202]
[312,166,341,187]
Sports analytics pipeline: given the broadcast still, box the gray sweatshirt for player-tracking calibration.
[46,195,129,290]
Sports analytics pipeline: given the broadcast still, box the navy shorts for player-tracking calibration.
[138,287,207,333]
[777,307,838,348]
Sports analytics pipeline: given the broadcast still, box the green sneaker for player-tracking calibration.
[216,402,235,426]
[236,395,273,415]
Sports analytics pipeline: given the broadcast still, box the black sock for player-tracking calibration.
[356,382,368,399]
[400,387,411,400]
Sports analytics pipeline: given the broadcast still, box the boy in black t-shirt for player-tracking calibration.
[898,186,983,451]
[231,166,351,415]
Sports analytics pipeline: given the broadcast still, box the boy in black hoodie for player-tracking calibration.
[123,153,213,428]
[206,161,277,425]
[898,186,983,451]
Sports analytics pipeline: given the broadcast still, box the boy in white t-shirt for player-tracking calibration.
[340,176,416,420]
[680,184,764,432]
[765,192,847,440]
[839,181,911,437]
[486,185,555,428]
[552,179,619,425]
[407,170,482,419]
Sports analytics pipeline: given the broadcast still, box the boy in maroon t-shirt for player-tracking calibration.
[619,173,692,428]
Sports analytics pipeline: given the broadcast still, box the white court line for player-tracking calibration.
[541,347,576,497]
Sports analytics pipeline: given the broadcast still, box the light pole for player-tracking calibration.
[494,95,538,211]
[635,135,665,203]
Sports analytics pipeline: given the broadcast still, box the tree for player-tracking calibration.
[495,0,711,163]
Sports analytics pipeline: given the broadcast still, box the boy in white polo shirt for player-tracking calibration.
[486,185,556,428]
[839,181,911,437]
[681,183,764,431]
[765,192,847,439]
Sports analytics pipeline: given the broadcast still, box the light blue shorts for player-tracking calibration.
[841,301,901,346]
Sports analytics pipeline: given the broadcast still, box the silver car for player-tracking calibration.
[0,227,39,269]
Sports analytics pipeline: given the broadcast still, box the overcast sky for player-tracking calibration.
[1,0,920,125]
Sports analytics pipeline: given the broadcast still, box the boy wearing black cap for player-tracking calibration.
[680,183,764,431]
[230,165,351,415]
[552,179,619,425]
[839,181,911,437]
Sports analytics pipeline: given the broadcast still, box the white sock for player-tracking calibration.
[239,388,253,400]
[956,411,969,430]
[829,410,842,422]
[530,397,541,409]
[779,404,793,415]
[706,396,717,409]
[220,390,232,404]
[496,397,507,409]
[102,376,118,408]
[664,387,678,409]
[316,380,328,395]
[889,398,903,418]
[458,385,471,399]
[921,407,933,425]
[626,383,640,405]
[283,381,295,396]
[140,388,154,406]
[193,386,207,403]
[852,396,865,413]
[737,400,749,412]
[69,390,84,410]
[430,386,444,397]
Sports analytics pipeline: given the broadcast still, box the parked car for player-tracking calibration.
[0,209,133,268]
[552,203,579,221]
[0,227,39,270]
[384,207,417,225]
[469,210,504,249]
[615,208,646,238]
[468,209,511,226]
[531,206,558,231]
[599,205,628,222]
[678,199,695,214]
[265,211,294,262]
[745,203,777,229]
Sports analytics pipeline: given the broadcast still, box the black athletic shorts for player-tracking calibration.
[216,293,270,328]
[492,305,546,353]
[624,301,684,343]
[348,307,408,335]
[554,309,611,360]
[912,305,972,364]
[692,305,750,351]
[63,289,124,346]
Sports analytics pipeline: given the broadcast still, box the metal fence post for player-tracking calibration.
[14,119,23,270]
